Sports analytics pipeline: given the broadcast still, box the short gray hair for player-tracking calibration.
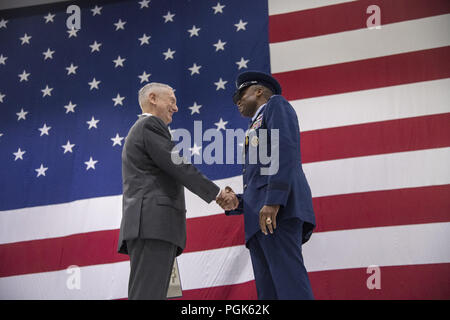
[138,82,173,109]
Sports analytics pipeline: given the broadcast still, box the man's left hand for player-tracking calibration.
[259,205,280,235]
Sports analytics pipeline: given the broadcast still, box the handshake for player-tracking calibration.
[216,186,239,211]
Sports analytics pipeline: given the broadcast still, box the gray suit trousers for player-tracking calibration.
[127,238,178,300]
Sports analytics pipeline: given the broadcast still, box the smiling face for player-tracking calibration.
[149,87,178,124]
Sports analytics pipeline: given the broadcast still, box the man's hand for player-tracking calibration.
[216,186,239,210]
[259,205,280,235]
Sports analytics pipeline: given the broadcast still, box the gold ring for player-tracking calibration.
[266,218,272,224]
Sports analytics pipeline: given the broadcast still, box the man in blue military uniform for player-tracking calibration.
[219,71,316,299]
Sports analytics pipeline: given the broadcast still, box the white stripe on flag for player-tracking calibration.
[292,79,450,132]
[0,194,123,244]
[0,261,130,300]
[303,222,450,272]
[270,14,450,73]
[304,147,450,198]
[268,0,357,15]
[178,245,254,291]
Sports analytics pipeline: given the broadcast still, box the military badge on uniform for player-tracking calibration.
[250,135,259,147]
[251,114,263,129]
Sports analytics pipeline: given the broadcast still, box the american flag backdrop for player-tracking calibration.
[0,0,449,300]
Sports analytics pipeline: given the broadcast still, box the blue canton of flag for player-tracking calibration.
[0,0,270,211]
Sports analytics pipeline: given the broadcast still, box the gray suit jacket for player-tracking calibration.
[117,114,220,255]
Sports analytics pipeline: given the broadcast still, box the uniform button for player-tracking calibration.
[242,168,246,173]
[243,184,247,189]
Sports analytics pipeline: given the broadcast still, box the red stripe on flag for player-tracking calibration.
[273,46,450,101]
[309,263,450,300]
[301,113,450,163]
[171,263,450,300]
[269,0,450,43]
[313,185,450,233]
[185,214,245,252]
[174,263,450,300]
[172,280,258,300]
[1,185,448,278]
[0,230,127,278]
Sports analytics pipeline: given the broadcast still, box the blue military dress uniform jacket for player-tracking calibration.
[226,94,316,246]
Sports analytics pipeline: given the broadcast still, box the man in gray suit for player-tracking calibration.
[117,82,238,300]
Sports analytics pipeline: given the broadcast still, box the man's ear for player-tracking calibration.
[148,92,157,104]
[255,87,264,98]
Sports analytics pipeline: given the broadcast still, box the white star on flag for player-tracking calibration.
[88,78,101,90]
[0,54,7,65]
[89,41,102,52]
[113,56,126,68]
[91,5,102,16]
[13,148,26,161]
[188,25,201,37]
[188,63,201,75]
[35,164,48,177]
[66,63,78,75]
[111,134,125,146]
[64,101,77,113]
[163,11,175,23]
[163,48,176,60]
[214,118,228,131]
[41,85,53,97]
[189,143,202,156]
[86,116,99,129]
[138,71,151,83]
[0,92,5,103]
[42,48,55,60]
[62,141,75,154]
[139,0,150,9]
[38,123,51,136]
[236,57,249,69]
[212,2,225,14]
[20,33,32,45]
[43,13,55,23]
[18,70,31,82]
[234,19,248,31]
[16,108,29,121]
[84,157,98,170]
[0,18,8,28]
[67,28,79,38]
[138,34,151,45]
[214,78,228,90]
[189,102,202,115]
[112,93,125,106]
[114,19,126,30]
[213,39,226,51]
